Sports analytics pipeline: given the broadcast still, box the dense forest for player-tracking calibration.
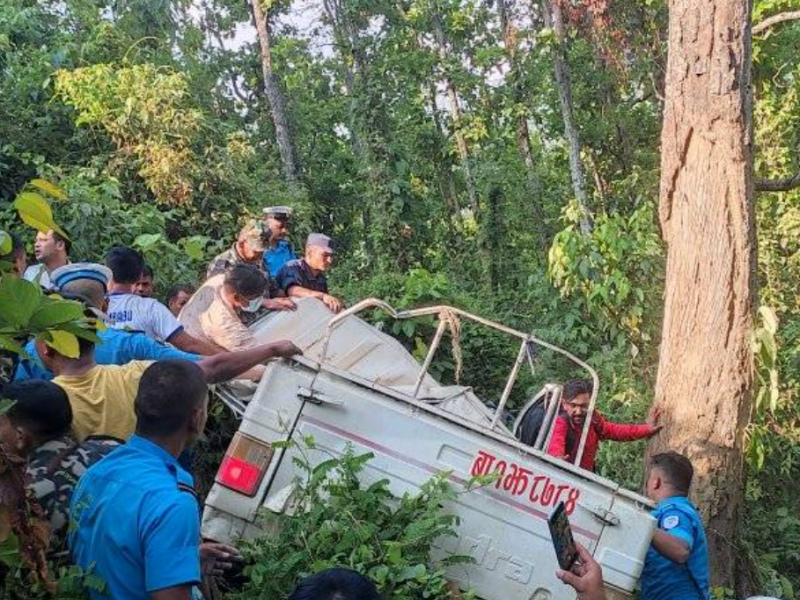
[1,0,800,597]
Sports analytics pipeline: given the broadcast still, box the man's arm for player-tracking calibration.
[287,286,343,313]
[556,542,607,600]
[597,406,662,442]
[652,530,691,563]
[169,329,227,356]
[197,340,301,383]
[546,416,569,459]
[151,587,192,600]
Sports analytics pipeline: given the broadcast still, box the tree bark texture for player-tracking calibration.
[650,0,755,589]
[498,0,548,248]
[431,10,480,216]
[249,0,301,182]
[542,0,591,233]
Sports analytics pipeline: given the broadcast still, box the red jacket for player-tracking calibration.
[547,412,653,471]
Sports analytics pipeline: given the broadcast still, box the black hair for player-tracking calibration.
[0,380,72,438]
[105,246,145,284]
[1,232,25,259]
[135,361,208,437]
[52,230,72,255]
[140,263,154,279]
[650,452,694,495]
[167,283,195,302]
[562,378,593,401]
[224,264,267,299]
[287,568,380,600]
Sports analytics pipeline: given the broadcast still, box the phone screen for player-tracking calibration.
[548,501,579,570]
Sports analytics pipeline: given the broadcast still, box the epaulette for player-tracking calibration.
[177,482,198,500]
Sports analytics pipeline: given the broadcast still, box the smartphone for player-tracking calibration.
[548,501,579,570]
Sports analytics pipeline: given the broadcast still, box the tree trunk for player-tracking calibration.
[541,0,591,232]
[431,10,480,216]
[498,0,548,248]
[249,0,301,182]
[648,0,755,590]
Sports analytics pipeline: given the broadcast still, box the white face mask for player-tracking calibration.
[242,297,262,313]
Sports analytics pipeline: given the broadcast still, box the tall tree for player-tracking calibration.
[541,0,591,232]
[648,0,755,589]
[497,0,547,247]
[431,3,480,215]
[248,0,301,182]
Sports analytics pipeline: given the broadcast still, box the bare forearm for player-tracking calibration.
[652,530,690,564]
[199,342,292,383]
[288,286,323,300]
[172,331,227,356]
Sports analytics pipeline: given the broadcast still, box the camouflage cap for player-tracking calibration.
[238,219,270,252]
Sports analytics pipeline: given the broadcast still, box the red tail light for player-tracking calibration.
[216,433,274,496]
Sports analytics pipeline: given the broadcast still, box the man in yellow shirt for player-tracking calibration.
[38,318,300,442]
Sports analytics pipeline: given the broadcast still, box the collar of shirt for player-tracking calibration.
[654,495,692,511]
[127,434,187,480]
[28,435,76,463]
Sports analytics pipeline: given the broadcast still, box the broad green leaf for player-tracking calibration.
[46,329,80,358]
[13,191,68,238]
[0,276,42,327]
[29,178,68,201]
[759,305,779,335]
[0,231,10,255]
[29,299,85,329]
[134,233,162,249]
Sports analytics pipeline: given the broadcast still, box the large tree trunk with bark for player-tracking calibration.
[541,0,591,233]
[249,0,301,182]
[648,0,755,589]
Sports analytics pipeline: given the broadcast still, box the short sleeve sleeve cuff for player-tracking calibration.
[145,543,201,592]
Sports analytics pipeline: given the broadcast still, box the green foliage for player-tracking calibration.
[549,200,663,349]
[233,443,473,600]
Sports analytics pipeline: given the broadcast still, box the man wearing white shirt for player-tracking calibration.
[23,229,70,290]
[105,247,225,356]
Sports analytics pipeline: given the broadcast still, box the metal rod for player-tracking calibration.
[490,339,528,429]
[412,318,448,399]
[535,385,562,451]
[574,371,600,467]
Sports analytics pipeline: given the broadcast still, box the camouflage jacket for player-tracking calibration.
[206,245,265,280]
[27,435,122,540]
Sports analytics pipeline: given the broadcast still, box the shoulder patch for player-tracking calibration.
[662,515,680,530]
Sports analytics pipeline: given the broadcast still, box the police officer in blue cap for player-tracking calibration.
[262,205,297,277]
[276,233,343,313]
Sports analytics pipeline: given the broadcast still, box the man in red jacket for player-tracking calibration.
[547,379,662,471]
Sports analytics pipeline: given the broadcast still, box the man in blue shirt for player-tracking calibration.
[262,205,297,277]
[70,360,241,600]
[641,451,710,600]
[13,263,201,381]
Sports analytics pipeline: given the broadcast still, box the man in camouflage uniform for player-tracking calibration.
[0,380,121,548]
[206,219,295,315]
[207,219,271,279]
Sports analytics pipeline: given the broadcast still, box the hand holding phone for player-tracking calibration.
[548,501,579,570]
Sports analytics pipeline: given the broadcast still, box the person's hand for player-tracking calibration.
[200,542,243,577]
[556,542,606,600]
[271,340,303,358]
[321,293,344,313]
[264,297,297,311]
[646,405,663,435]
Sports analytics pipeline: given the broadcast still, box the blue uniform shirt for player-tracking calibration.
[69,435,201,600]
[641,496,710,600]
[13,329,201,382]
[263,238,297,277]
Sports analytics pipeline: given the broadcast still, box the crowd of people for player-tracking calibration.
[0,205,714,600]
